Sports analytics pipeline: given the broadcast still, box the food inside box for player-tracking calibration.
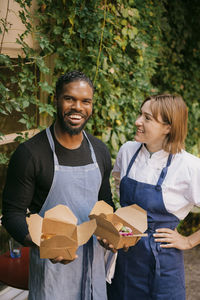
[89,201,148,249]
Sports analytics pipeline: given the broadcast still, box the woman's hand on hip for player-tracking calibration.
[153,228,192,250]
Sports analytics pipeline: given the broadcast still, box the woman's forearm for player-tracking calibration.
[187,230,200,249]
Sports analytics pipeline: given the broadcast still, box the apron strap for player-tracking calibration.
[81,237,93,300]
[83,131,97,165]
[155,154,173,190]
[148,217,179,293]
[126,144,142,176]
[46,127,59,166]
[46,126,55,152]
[149,234,161,293]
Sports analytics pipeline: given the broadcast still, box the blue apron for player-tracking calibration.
[28,127,107,300]
[107,144,185,300]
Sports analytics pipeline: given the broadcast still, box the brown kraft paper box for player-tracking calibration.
[89,200,148,249]
[27,204,97,260]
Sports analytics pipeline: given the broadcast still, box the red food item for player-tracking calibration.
[119,226,133,236]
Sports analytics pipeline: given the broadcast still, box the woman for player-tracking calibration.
[107,94,200,300]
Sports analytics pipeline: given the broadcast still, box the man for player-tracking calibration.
[2,70,114,300]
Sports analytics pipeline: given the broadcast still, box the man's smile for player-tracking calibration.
[64,112,87,126]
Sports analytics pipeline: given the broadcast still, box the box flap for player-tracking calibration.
[44,204,77,224]
[41,235,77,248]
[40,246,77,260]
[26,214,43,246]
[77,219,97,246]
[42,218,77,237]
[94,215,121,235]
[92,215,121,248]
[115,204,147,233]
[89,200,113,217]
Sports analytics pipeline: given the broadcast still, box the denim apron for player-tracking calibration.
[28,127,107,300]
[107,144,185,300]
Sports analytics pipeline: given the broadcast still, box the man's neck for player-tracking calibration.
[54,121,83,150]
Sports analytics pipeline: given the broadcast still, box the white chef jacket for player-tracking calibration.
[113,141,200,220]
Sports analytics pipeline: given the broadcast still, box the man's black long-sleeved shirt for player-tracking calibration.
[2,125,114,244]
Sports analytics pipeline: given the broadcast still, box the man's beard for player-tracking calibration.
[57,110,91,135]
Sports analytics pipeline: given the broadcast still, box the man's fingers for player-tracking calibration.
[50,255,78,265]
[97,236,117,253]
[123,244,129,252]
[108,244,117,253]
[60,256,78,265]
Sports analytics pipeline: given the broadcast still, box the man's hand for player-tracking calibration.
[122,244,129,252]
[97,236,130,253]
[50,255,78,265]
[153,228,192,250]
[97,236,117,253]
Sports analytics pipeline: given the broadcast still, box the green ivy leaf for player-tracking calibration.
[111,131,119,151]
[39,81,54,94]
[102,128,112,143]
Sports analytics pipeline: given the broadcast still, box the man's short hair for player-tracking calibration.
[56,70,94,98]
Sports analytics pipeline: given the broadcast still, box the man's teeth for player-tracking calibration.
[69,114,82,120]
[137,129,144,133]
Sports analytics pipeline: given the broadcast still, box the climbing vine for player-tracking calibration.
[1,0,200,162]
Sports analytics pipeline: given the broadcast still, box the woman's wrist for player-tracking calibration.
[186,230,200,250]
[185,236,193,250]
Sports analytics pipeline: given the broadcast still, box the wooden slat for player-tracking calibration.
[0,286,28,299]
[0,129,39,146]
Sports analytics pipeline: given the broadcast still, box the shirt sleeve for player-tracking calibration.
[2,144,36,244]
[187,155,200,207]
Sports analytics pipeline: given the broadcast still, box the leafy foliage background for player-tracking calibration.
[0,0,200,233]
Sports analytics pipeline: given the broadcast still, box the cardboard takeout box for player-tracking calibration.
[89,201,147,249]
[27,204,97,260]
